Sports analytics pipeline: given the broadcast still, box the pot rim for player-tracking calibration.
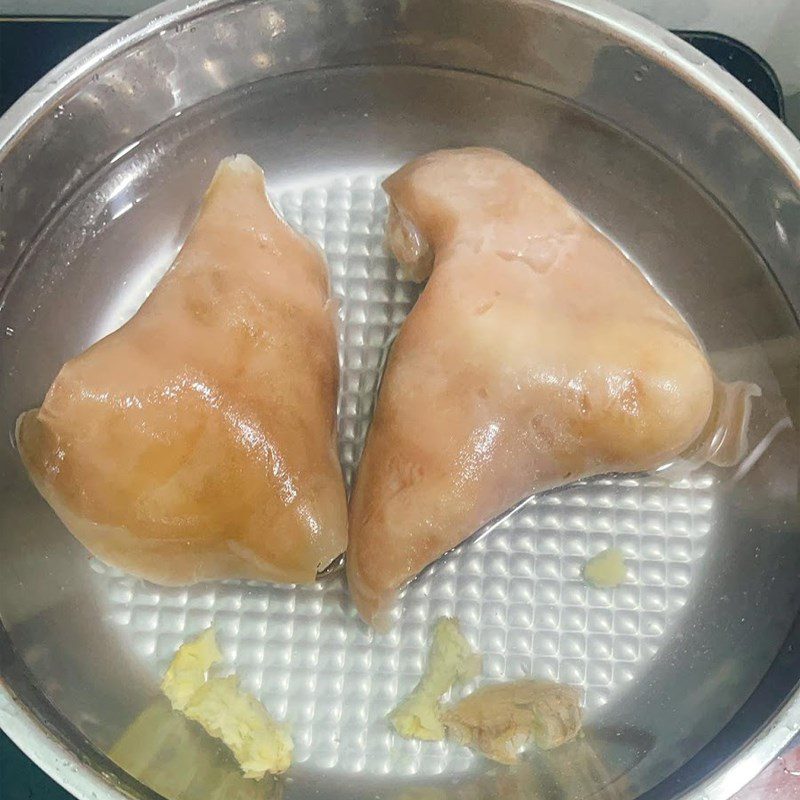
[1,2,799,799]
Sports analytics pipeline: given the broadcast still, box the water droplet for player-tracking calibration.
[634,70,644,82]
[4,326,14,337]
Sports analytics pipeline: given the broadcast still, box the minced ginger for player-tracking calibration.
[390,617,481,740]
[184,676,293,778]
[160,628,293,778]
[584,548,627,589]
[442,679,582,764]
[161,628,222,711]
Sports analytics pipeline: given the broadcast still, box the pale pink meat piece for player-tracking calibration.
[347,147,755,627]
[18,155,347,585]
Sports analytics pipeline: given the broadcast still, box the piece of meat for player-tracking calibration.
[347,147,757,626]
[18,155,347,585]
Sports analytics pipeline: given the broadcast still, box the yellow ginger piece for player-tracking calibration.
[390,617,481,740]
[584,548,627,589]
[160,627,293,777]
[184,676,293,778]
[161,627,222,711]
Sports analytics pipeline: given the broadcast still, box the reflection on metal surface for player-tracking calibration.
[110,698,285,800]
[733,417,794,482]
[388,731,636,800]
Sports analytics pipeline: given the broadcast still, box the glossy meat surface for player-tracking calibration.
[18,155,347,585]
[347,147,751,627]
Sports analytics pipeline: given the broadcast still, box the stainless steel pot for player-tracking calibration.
[2,2,800,799]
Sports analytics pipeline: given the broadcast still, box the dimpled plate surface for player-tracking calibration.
[92,172,714,777]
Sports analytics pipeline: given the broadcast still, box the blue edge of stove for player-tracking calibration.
[0,15,786,800]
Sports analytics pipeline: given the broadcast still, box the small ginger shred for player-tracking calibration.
[183,675,293,779]
[584,547,627,589]
[442,679,582,764]
[161,627,222,711]
[390,617,481,740]
[160,627,293,777]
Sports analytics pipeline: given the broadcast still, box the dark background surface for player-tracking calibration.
[1,736,73,800]
[0,16,786,800]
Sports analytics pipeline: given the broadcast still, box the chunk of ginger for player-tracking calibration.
[160,628,292,777]
[161,628,222,711]
[184,676,293,778]
[442,680,582,764]
[390,617,481,740]
[584,548,627,589]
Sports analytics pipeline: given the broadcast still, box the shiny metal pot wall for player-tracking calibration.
[1,2,800,800]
